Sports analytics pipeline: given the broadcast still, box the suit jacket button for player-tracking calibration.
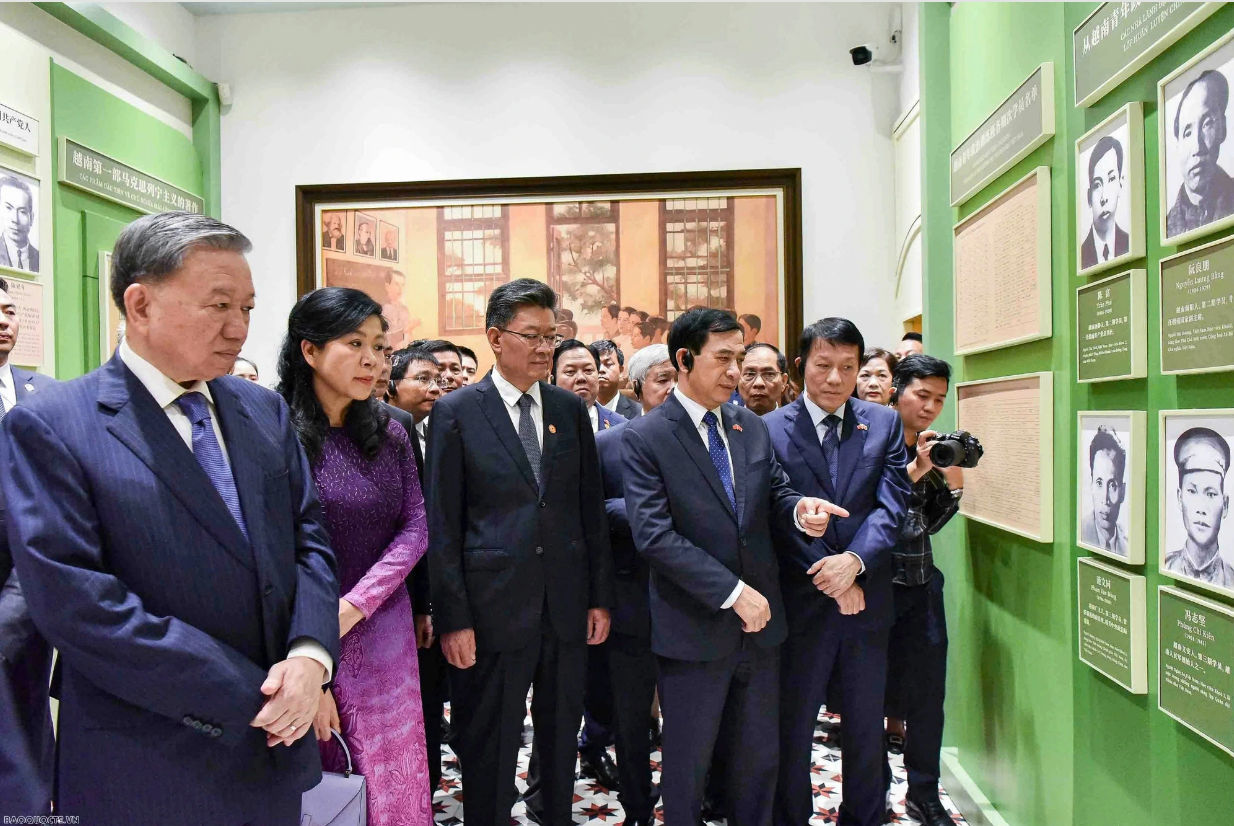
[210,727,223,738]
[192,720,203,730]
[741,538,748,548]
[183,716,194,727]
[263,585,274,596]
[540,500,546,508]
[536,546,544,556]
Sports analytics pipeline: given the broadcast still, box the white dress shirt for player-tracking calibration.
[491,365,543,448]
[119,340,333,680]
[588,403,599,433]
[800,394,865,574]
[0,362,17,413]
[414,417,428,458]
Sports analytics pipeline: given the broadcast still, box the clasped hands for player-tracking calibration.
[808,553,865,615]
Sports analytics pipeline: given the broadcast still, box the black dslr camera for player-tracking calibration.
[929,430,983,468]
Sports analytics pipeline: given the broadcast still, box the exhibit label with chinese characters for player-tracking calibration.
[1077,269,1146,382]
[57,138,204,216]
[1077,558,1146,693]
[1073,2,1220,108]
[1160,233,1234,375]
[1159,587,1234,756]
[0,102,38,157]
[950,63,1055,207]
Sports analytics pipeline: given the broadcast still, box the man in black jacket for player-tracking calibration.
[427,278,614,826]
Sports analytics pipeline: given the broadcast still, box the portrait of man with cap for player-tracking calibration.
[1165,425,1234,589]
[1082,425,1128,556]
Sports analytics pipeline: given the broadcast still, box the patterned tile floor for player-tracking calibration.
[431,708,967,825]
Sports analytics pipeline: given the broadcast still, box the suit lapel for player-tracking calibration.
[98,356,254,570]
[833,403,868,504]
[477,377,539,491]
[722,406,747,527]
[786,397,834,499]
[209,380,265,562]
[11,368,30,403]
[538,385,562,495]
[666,395,736,522]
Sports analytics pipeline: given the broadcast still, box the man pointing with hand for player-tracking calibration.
[623,308,845,826]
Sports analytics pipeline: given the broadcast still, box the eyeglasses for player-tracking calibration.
[406,373,440,386]
[499,328,557,349]
[740,369,784,383]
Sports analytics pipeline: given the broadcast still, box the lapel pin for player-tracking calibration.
[603,420,611,429]
[24,383,33,393]
[548,424,557,434]
[856,423,868,431]
[732,423,743,432]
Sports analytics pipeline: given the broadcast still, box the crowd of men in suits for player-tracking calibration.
[0,212,965,826]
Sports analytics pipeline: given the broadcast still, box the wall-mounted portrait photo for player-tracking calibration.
[1076,103,1144,277]
[379,219,399,262]
[321,210,346,252]
[354,211,376,258]
[1161,410,1234,598]
[0,166,40,276]
[1159,30,1234,246]
[1078,411,1144,564]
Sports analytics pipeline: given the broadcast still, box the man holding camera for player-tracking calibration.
[882,354,967,826]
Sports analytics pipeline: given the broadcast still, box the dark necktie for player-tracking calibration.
[175,391,248,540]
[1102,243,1109,261]
[518,394,542,487]
[702,411,736,512]
[821,414,841,489]
[0,379,8,423]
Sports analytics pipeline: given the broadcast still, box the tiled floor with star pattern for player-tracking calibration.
[430,707,967,825]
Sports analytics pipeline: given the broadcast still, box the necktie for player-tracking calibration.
[17,249,25,270]
[1102,243,1109,262]
[821,414,841,489]
[702,411,736,512]
[175,391,248,540]
[518,394,542,487]
[0,379,8,423]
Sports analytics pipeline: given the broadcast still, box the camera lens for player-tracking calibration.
[930,438,963,468]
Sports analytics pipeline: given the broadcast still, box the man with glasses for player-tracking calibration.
[426,278,614,826]
[739,343,790,416]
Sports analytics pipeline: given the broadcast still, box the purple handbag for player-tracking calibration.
[301,728,367,826]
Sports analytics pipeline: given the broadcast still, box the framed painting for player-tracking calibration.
[295,169,803,375]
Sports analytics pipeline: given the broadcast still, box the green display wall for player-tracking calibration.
[50,62,203,379]
[920,4,1234,825]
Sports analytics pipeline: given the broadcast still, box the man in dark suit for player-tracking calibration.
[0,275,56,814]
[764,318,911,826]
[388,346,450,792]
[623,309,842,826]
[1080,135,1131,269]
[0,213,339,825]
[593,342,676,826]
[426,278,614,826]
[592,339,641,420]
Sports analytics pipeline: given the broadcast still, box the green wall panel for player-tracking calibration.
[922,4,1234,826]
[50,62,203,378]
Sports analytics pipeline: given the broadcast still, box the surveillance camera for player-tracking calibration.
[850,44,881,67]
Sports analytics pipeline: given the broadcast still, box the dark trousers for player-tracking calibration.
[453,622,585,826]
[658,643,780,826]
[0,642,54,815]
[418,637,448,794]
[609,633,658,822]
[884,572,948,790]
[775,621,889,826]
[579,639,615,758]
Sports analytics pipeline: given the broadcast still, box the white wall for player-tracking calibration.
[892,2,923,326]
[103,2,198,68]
[195,2,903,374]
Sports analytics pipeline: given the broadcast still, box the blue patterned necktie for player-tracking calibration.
[702,411,736,512]
[820,414,841,489]
[175,391,248,540]
[518,394,542,487]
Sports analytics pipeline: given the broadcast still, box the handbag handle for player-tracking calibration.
[329,727,355,778]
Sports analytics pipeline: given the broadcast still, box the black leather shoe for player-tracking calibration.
[523,804,548,826]
[905,792,952,826]
[579,750,622,792]
[700,793,725,823]
[886,731,905,755]
[820,717,842,748]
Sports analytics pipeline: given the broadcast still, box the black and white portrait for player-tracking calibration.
[1160,32,1234,244]
[379,219,399,262]
[1162,411,1234,597]
[354,212,376,258]
[321,210,346,252]
[0,166,39,276]
[1079,415,1132,559]
[1077,106,1138,274]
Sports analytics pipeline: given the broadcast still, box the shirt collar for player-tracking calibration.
[801,393,846,429]
[119,338,215,410]
[673,386,723,430]
[589,404,599,431]
[0,361,13,390]
[491,364,541,410]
